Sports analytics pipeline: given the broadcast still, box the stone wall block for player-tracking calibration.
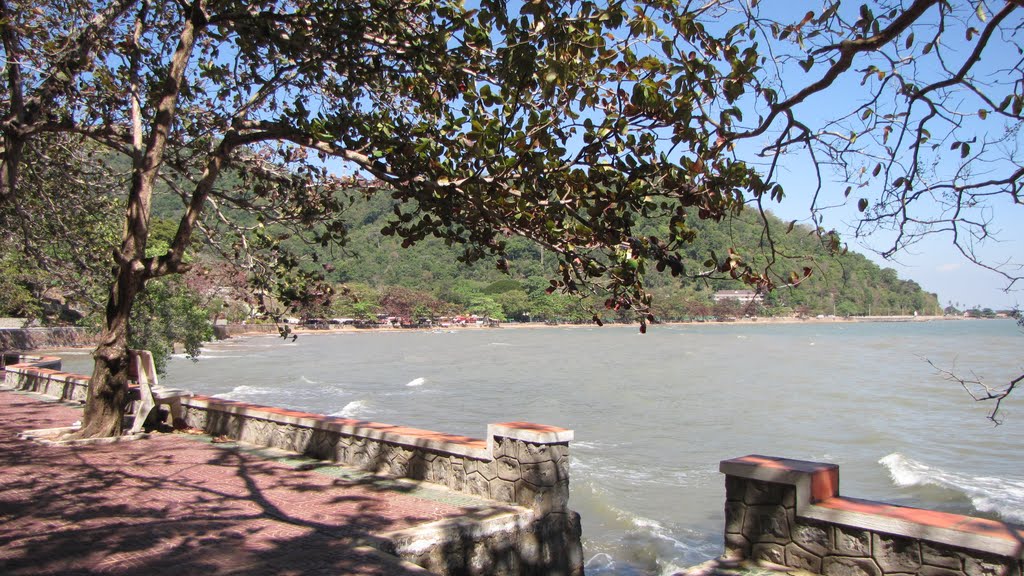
[292,426,312,453]
[742,504,791,544]
[744,479,786,505]
[555,453,570,479]
[726,476,747,502]
[835,526,872,557]
[823,556,883,576]
[964,553,1018,576]
[185,407,207,430]
[919,566,965,576]
[466,471,490,499]
[921,542,963,570]
[240,418,262,444]
[793,520,831,556]
[786,542,823,574]
[267,423,286,449]
[520,461,558,487]
[475,457,499,479]
[493,437,516,458]
[388,452,411,477]
[430,455,453,485]
[306,430,331,460]
[406,452,429,480]
[388,445,414,467]
[872,533,921,573]
[332,440,348,463]
[351,449,371,470]
[449,462,467,492]
[724,501,746,534]
[724,532,751,560]
[490,478,516,504]
[282,424,301,451]
[514,479,569,514]
[517,441,553,463]
[752,543,786,565]
[496,456,522,482]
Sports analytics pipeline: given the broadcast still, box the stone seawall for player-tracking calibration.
[178,396,582,574]
[2,354,583,576]
[0,327,98,351]
[720,455,1023,576]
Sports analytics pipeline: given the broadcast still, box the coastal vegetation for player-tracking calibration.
[0,185,942,327]
[2,0,1021,438]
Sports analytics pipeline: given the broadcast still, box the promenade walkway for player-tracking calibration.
[0,390,511,575]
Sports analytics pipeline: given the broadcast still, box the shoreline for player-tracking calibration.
[238,313,973,337]
[17,314,988,352]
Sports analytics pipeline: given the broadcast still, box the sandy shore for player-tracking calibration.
[242,313,967,338]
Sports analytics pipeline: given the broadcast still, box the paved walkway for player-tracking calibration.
[0,390,506,575]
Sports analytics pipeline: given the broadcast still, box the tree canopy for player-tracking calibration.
[2,0,1022,436]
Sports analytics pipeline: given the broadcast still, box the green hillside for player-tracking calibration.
[0,179,941,326]
[262,192,941,323]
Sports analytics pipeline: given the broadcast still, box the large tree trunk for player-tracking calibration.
[74,259,145,438]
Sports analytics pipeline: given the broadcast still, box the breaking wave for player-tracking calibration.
[880,453,1024,523]
[212,385,275,399]
[331,400,371,419]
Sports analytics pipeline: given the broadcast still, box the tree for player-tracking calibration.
[4,0,1023,438]
[128,276,214,375]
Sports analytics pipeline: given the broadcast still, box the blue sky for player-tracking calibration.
[329,1,1023,310]
[708,1,1024,311]
[767,184,1023,311]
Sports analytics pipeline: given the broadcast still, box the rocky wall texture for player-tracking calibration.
[387,510,584,576]
[181,399,571,513]
[180,397,583,576]
[0,327,98,350]
[2,359,90,403]
[724,472,1023,576]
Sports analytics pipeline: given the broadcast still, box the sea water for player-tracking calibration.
[49,320,1024,575]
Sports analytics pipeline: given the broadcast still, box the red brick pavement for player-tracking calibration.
[0,390,486,575]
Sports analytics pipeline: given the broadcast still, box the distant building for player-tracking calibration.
[712,290,763,303]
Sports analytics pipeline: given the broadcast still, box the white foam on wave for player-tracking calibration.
[300,375,319,385]
[406,377,426,387]
[584,553,615,571]
[213,385,275,399]
[880,453,1024,523]
[331,400,370,419]
[617,507,690,552]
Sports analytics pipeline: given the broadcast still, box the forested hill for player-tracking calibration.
[260,192,941,322]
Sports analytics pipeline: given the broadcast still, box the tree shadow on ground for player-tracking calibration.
[0,392,456,575]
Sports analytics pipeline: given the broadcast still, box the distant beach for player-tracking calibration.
[256,313,969,338]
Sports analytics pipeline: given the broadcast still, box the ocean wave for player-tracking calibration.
[331,400,370,419]
[212,385,275,399]
[406,377,426,387]
[880,453,1024,523]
